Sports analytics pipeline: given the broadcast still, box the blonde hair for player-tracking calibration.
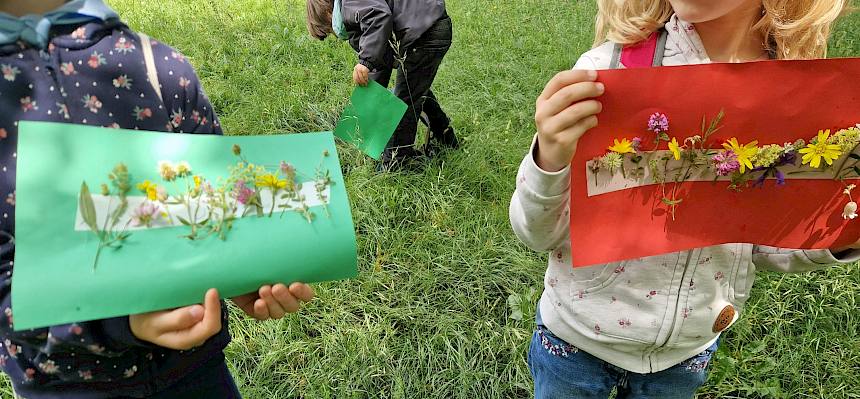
[593,0,852,59]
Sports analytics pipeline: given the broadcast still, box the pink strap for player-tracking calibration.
[620,32,659,69]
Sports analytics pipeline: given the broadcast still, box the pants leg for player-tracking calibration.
[143,355,242,399]
[529,326,620,399]
[384,16,452,162]
[420,89,450,133]
[618,340,718,399]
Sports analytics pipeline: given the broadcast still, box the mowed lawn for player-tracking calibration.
[3,1,859,398]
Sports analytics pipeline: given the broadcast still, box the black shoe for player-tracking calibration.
[433,126,458,149]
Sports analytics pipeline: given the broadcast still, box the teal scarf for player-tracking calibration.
[0,0,119,48]
[332,0,348,40]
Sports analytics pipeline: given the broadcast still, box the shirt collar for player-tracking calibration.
[0,0,119,49]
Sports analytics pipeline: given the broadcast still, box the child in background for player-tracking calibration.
[510,0,855,397]
[0,1,314,398]
[306,0,458,169]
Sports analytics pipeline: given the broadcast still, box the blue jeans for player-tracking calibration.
[528,325,717,399]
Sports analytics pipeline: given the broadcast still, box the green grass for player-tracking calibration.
[3,0,859,398]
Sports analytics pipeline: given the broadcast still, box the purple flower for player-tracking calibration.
[233,180,254,205]
[131,202,161,227]
[631,137,642,152]
[712,150,740,176]
[648,113,669,134]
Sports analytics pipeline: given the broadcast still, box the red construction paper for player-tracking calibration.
[569,58,860,267]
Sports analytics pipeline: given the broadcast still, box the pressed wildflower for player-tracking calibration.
[193,175,202,189]
[829,127,860,153]
[751,144,783,168]
[648,113,669,133]
[131,202,161,227]
[158,161,177,181]
[799,130,842,168]
[176,161,192,177]
[608,138,635,154]
[599,152,623,172]
[232,144,241,156]
[100,183,110,196]
[721,138,758,173]
[136,180,159,201]
[155,186,168,202]
[712,150,740,176]
[843,202,858,220]
[256,173,288,190]
[667,137,681,160]
[233,180,254,205]
[631,137,642,152]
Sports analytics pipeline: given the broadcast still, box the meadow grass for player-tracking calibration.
[2,0,859,398]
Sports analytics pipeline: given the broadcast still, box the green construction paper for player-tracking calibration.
[334,80,408,160]
[12,121,358,330]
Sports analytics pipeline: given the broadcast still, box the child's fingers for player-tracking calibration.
[147,305,204,334]
[288,282,315,302]
[538,69,598,103]
[538,82,604,121]
[542,100,603,137]
[271,284,300,313]
[188,288,222,340]
[253,298,270,320]
[259,285,287,319]
[557,115,600,147]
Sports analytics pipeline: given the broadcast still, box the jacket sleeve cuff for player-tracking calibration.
[359,59,381,72]
[521,135,571,197]
[805,249,860,265]
[101,316,156,348]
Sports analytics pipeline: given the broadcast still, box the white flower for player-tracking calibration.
[844,184,857,195]
[843,201,858,220]
[158,161,177,181]
[176,161,192,177]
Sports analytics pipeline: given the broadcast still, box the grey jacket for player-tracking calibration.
[341,0,447,71]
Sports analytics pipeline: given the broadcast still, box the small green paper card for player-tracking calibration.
[12,121,358,330]
[334,81,408,160]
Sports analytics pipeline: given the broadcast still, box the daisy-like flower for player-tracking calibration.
[176,161,192,177]
[648,113,669,133]
[722,138,758,173]
[608,138,635,154]
[798,130,842,168]
[256,173,288,191]
[158,161,177,181]
[131,202,161,227]
[712,150,740,176]
[668,137,682,160]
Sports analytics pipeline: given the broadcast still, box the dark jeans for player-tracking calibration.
[370,16,453,162]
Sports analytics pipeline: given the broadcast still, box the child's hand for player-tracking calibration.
[231,283,314,321]
[129,288,222,351]
[353,64,370,86]
[534,70,604,172]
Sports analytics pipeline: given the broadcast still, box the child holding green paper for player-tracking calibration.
[306,0,459,168]
[0,1,314,398]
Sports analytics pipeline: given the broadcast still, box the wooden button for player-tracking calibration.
[712,305,735,333]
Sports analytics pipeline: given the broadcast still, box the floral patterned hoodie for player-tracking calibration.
[509,14,860,374]
[0,13,230,399]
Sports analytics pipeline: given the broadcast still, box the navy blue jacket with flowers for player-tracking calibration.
[0,20,231,398]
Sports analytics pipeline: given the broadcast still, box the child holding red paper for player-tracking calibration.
[511,0,855,397]
[0,1,314,398]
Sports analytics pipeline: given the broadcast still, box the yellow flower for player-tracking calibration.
[193,175,202,189]
[668,137,681,160]
[799,129,842,168]
[608,138,635,154]
[176,161,192,177]
[136,180,159,201]
[255,173,287,190]
[721,138,758,173]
